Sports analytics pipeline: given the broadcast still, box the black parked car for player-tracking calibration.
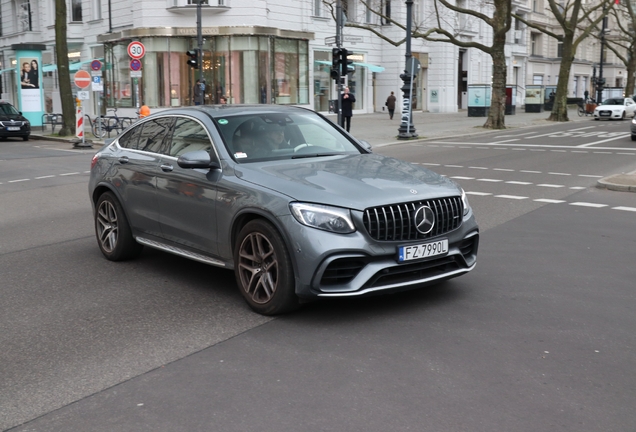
[0,102,31,141]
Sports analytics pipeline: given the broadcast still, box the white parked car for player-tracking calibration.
[593,97,636,120]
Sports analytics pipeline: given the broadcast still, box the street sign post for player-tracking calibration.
[74,70,91,89]
[127,42,146,59]
[90,59,103,71]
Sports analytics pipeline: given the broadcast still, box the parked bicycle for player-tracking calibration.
[88,108,134,139]
[577,99,596,117]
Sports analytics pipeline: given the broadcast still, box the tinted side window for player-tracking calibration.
[118,124,143,149]
[167,118,212,157]
[137,118,174,153]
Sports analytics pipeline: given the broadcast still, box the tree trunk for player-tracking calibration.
[483,0,510,129]
[55,0,75,137]
[625,43,636,97]
[548,36,574,122]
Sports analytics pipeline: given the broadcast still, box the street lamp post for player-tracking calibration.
[596,7,608,104]
[398,0,418,139]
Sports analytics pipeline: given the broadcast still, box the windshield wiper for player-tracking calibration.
[291,152,343,159]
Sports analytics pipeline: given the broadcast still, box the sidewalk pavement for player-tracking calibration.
[31,107,636,192]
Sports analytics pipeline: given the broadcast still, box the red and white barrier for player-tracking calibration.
[76,107,84,139]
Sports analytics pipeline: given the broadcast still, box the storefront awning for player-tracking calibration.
[314,60,384,73]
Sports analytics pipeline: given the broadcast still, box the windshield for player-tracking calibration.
[0,104,20,115]
[602,98,624,105]
[213,111,362,162]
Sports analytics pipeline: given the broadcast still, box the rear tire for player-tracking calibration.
[234,219,299,315]
[95,192,143,261]
[22,135,29,141]
[631,135,636,141]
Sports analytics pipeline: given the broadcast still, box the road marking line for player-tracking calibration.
[465,191,492,196]
[551,150,567,152]
[530,149,546,151]
[35,175,55,179]
[493,168,514,172]
[493,147,508,150]
[506,181,533,185]
[495,195,528,200]
[593,151,612,154]
[617,152,636,155]
[476,147,491,149]
[521,170,542,173]
[534,199,566,203]
[493,132,536,138]
[450,176,475,180]
[548,172,571,176]
[578,174,603,178]
[571,150,589,153]
[60,172,80,176]
[511,148,526,151]
[428,145,439,147]
[537,184,565,188]
[9,179,30,183]
[491,139,520,144]
[577,134,631,147]
[468,166,488,170]
[613,206,636,212]
[570,202,608,208]
[445,165,464,168]
[477,178,503,182]
[569,186,586,190]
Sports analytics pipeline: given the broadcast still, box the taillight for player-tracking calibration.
[90,154,99,170]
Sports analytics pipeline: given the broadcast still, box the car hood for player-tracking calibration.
[0,113,28,122]
[234,153,462,210]
[596,104,625,109]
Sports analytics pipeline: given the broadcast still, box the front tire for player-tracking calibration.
[631,134,636,141]
[95,192,143,261]
[234,219,298,315]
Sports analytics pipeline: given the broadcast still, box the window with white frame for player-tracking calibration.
[531,32,541,55]
[15,0,32,32]
[533,75,543,85]
[71,0,82,22]
[314,0,322,16]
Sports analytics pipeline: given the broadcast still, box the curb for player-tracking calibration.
[597,172,636,193]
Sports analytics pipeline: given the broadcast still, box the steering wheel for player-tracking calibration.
[293,143,314,152]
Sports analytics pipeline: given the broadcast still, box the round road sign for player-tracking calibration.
[74,70,92,89]
[127,41,146,60]
[90,59,102,71]
[130,59,142,72]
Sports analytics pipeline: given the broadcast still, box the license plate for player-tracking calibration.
[7,127,20,131]
[398,239,449,262]
[600,112,611,116]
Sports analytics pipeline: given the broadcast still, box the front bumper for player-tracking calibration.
[282,209,479,299]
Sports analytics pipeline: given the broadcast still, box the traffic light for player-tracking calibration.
[331,47,342,80]
[186,50,199,69]
[341,48,354,77]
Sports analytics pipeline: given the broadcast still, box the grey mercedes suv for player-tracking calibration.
[88,105,479,315]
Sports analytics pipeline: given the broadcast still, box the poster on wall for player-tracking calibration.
[19,57,42,112]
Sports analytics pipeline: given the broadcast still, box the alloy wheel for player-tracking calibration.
[96,200,119,253]
[237,232,279,304]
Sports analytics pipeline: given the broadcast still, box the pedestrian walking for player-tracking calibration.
[386,91,396,119]
[193,79,203,105]
[340,87,356,132]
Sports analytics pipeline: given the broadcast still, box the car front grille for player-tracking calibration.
[363,197,463,241]
[0,121,25,127]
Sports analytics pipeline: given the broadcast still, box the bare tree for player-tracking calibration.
[599,2,636,97]
[55,0,75,136]
[514,0,609,122]
[325,0,512,129]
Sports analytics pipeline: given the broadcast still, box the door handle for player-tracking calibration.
[160,163,174,172]
[118,156,129,164]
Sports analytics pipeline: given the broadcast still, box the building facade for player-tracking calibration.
[0,0,629,122]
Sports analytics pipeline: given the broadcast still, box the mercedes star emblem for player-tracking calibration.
[413,205,435,234]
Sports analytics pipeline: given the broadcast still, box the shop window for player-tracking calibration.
[273,39,309,105]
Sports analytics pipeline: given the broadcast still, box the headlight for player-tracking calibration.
[632,118,636,125]
[461,188,470,216]
[290,202,355,234]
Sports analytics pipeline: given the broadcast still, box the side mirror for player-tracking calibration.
[359,140,373,153]
[177,150,220,169]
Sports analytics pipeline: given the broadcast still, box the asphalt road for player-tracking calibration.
[1,120,635,431]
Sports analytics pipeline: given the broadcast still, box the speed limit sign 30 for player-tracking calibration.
[127,41,146,60]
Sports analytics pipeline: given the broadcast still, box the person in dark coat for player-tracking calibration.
[340,87,356,132]
[386,91,396,119]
